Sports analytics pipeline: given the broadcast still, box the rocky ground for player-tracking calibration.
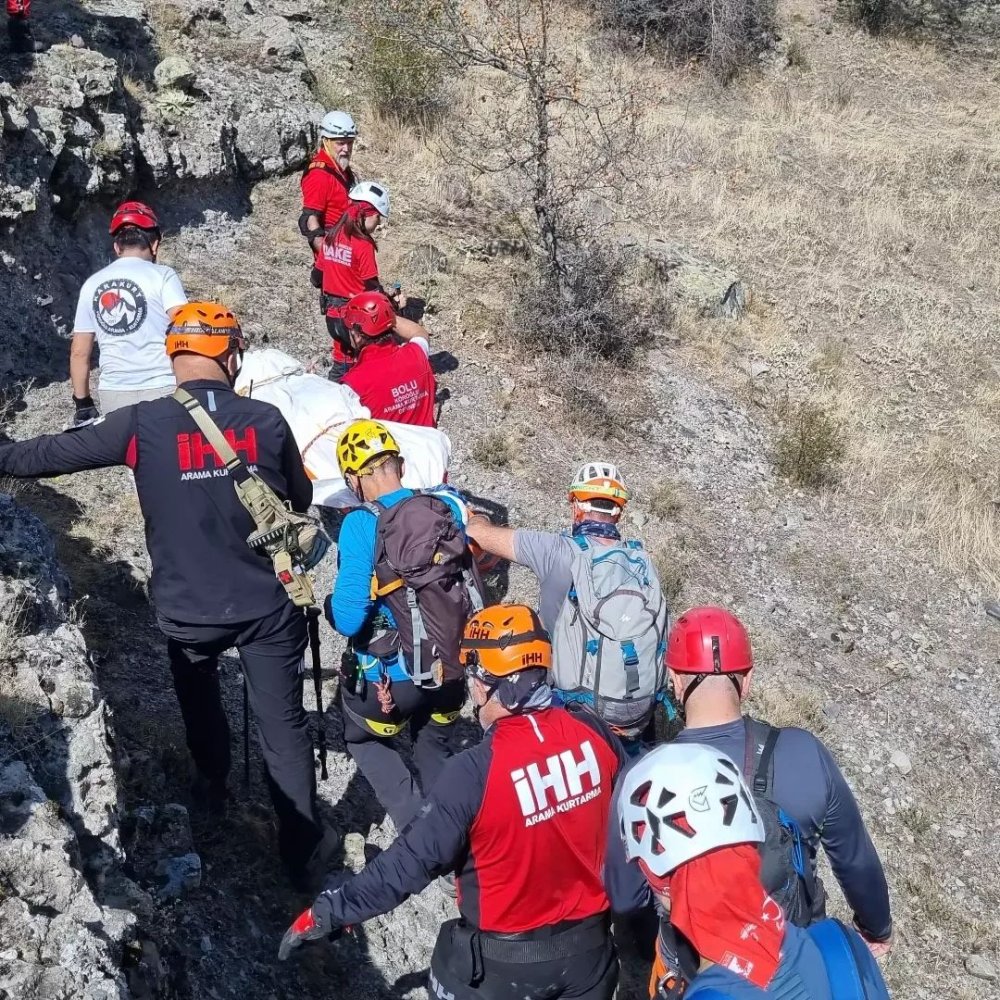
[3,0,1000,998]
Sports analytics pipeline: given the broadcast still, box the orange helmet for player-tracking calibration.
[460,604,551,679]
[468,538,502,575]
[166,302,246,359]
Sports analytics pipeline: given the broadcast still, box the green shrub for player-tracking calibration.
[774,401,847,489]
[351,2,447,125]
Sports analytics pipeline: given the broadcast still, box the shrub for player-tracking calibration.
[774,400,846,489]
[471,430,512,471]
[350,1,447,125]
[598,0,777,82]
[845,0,976,34]
[511,243,666,366]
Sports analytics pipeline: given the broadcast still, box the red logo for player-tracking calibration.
[177,428,258,470]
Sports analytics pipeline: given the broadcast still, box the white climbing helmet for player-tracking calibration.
[568,461,629,511]
[617,743,763,880]
[320,110,358,139]
[349,180,391,219]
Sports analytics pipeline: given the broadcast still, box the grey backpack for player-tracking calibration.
[551,535,668,734]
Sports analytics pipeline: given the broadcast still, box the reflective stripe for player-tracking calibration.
[430,710,460,725]
[364,717,407,737]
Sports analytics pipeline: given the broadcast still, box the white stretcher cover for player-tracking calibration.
[234,349,451,506]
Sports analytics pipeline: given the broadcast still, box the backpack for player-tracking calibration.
[686,920,890,1000]
[550,535,668,734]
[362,492,484,688]
[742,717,826,928]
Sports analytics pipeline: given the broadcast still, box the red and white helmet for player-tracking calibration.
[568,461,629,513]
[109,200,160,236]
[349,180,391,219]
[618,743,763,881]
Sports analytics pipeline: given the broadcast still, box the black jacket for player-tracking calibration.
[0,380,312,624]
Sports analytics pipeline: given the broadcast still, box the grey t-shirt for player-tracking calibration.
[512,529,575,631]
[513,529,623,631]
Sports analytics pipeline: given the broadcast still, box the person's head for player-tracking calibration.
[617,742,764,905]
[459,604,551,729]
[342,290,395,357]
[110,201,161,261]
[336,419,404,501]
[568,461,629,526]
[349,180,391,236]
[165,302,247,386]
[665,607,753,723]
[319,110,358,171]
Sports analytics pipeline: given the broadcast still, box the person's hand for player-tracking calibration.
[278,895,340,961]
[72,396,100,427]
[856,924,892,959]
[300,523,331,571]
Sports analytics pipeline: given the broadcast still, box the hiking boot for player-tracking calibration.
[8,16,45,53]
[287,824,341,894]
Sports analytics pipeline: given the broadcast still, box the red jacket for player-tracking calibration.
[341,339,436,428]
[300,149,355,230]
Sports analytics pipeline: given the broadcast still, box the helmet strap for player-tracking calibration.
[680,672,743,707]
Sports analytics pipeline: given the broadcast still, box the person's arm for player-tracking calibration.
[393,316,428,343]
[466,513,517,562]
[69,333,96,401]
[299,171,329,254]
[815,740,893,944]
[328,509,376,637]
[0,406,136,478]
[160,267,188,317]
[279,746,489,958]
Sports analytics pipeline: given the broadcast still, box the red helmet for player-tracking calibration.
[666,606,752,673]
[343,291,395,338]
[110,200,160,235]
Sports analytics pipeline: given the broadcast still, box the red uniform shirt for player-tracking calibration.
[300,149,354,229]
[463,709,620,933]
[342,339,437,427]
[319,231,379,300]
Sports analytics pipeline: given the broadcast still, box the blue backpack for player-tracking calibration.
[688,919,890,1000]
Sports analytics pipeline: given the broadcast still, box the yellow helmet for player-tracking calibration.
[336,419,400,476]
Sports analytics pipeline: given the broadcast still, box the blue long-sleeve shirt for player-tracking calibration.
[606,718,892,941]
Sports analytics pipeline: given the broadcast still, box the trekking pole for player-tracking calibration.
[306,606,328,780]
[242,671,251,790]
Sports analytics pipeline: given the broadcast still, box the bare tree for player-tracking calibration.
[357,0,645,303]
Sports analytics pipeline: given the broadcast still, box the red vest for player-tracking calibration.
[342,341,437,428]
[464,709,619,933]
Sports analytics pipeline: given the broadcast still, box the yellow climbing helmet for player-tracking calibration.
[336,419,401,476]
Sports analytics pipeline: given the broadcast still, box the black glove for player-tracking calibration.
[310,265,323,289]
[278,876,351,961]
[72,395,100,426]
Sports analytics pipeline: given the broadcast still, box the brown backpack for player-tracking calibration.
[363,492,485,687]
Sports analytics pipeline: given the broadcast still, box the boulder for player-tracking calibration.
[153,55,197,93]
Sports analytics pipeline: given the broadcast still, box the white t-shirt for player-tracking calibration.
[73,256,188,390]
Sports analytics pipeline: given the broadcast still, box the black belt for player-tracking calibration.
[476,912,610,963]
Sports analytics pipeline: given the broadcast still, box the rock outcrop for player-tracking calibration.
[0,495,134,998]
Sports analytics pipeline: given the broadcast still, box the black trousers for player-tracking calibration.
[159,601,322,867]
[340,674,464,830]
[429,920,618,1000]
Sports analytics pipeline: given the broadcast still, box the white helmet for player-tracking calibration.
[320,110,358,139]
[349,181,391,219]
[617,743,763,879]
[569,461,629,511]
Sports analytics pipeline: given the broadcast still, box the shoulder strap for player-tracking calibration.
[569,533,589,552]
[174,388,247,479]
[361,500,383,519]
[808,919,868,999]
[743,716,779,797]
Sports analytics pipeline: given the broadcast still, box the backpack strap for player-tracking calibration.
[743,716,779,797]
[174,388,248,481]
[807,919,868,999]
[619,640,641,694]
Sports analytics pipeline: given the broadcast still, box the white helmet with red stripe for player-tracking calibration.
[617,743,763,879]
